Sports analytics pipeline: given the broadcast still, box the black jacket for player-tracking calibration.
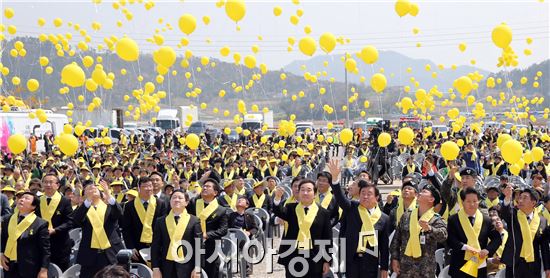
[228,211,258,237]
[35,196,74,259]
[1,213,50,278]
[121,198,167,250]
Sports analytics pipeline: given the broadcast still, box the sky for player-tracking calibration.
[2,0,549,73]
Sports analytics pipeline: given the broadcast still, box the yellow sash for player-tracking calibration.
[134,196,157,244]
[518,210,540,263]
[396,197,417,226]
[450,189,463,216]
[115,193,125,204]
[224,194,237,210]
[224,170,235,180]
[404,208,435,258]
[165,210,191,261]
[496,230,508,258]
[542,208,550,226]
[485,198,499,209]
[458,209,483,261]
[283,196,297,235]
[86,201,111,249]
[406,164,416,174]
[357,206,381,252]
[491,162,504,176]
[253,194,266,209]
[5,212,37,260]
[197,198,219,234]
[345,158,353,168]
[291,166,302,177]
[40,191,62,230]
[315,191,333,209]
[296,202,319,250]
[268,166,278,177]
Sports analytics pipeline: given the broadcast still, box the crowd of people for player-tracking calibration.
[0,123,549,278]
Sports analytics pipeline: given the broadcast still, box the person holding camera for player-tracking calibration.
[151,189,202,278]
[72,180,124,278]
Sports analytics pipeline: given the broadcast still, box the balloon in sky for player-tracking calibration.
[299,36,316,56]
[115,37,139,62]
[178,14,197,35]
[225,0,246,23]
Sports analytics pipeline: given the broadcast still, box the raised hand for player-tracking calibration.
[327,158,341,184]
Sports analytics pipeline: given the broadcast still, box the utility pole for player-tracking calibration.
[344,52,350,127]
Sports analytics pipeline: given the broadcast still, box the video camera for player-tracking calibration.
[116,249,133,273]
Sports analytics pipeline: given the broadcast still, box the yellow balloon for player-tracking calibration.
[519,127,528,137]
[377,132,391,147]
[153,46,176,68]
[509,163,520,176]
[244,55,256,69]
[278,140,286,148]
[359,45,379,64]
[496,133,512,149]
[58,134,79,156]
[178,14,197,35]
[298,36,316,56]
[501,139,522,164]
[457,139,464,147]
[260,136,268,144]
[339,128,353,145]
[319,32,336,54]
[371,73,387,93]
[317,134,325,142]
[115,37,139,62]
[532,147,544,162]
[307,143,314,151]
[395,0,411,17]
[492,23,513,49]
[360,156,368,163]
[63,124,73,134]
[224,127,231,135]
[225,0,246,22]
[26,79,40,92]
[75,125,86,136]
[185,134,200,150]
[7,134,27,154]
[61,63,86,87]
[397,127,414,146]
[243,129,251,136]
[440,141,460,160]
[454,76,473,95]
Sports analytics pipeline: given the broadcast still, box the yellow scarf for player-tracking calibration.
[406,164,416,174]
[315,191,333,209]
[86,201,111,249]
[165,210,191,261]
[542,208,550,226]
[396,197,417,226]
[485,198,499,209]
[517,210,540,263]
[197,198,219,234]
[283,196,297,235]
[291,166,302,177]
[268,166,278,177]
[491,162,504,176]
[345,158,353,168]
[469,150,478,161]
[224,170,235,180]
[450,188,464,216]
[224,194,237,210]
[134,196,157,244]
[40,192,62,229]
[296,202,319,250]
[357,206,382,252]
[183,170,193,181]
[458,209,483,261]
[496,230,508,258]
[253,193,266,209]
[5,212,37,260]
[404,208,436,258]
[115,193,125,203]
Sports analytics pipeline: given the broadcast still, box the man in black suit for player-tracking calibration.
[228,195,259,239]
[501,185,550,278]
[122,176,167,262]
[36,173,73,271]
[151,189,202,278]
[273,179,332,278]
[247,180,272,211]
[326,159,390,278]
[72,180,125,278]
[188,178,228,278]
[1,192,49,278]
[218,179,238,211]
[315,171,340,227]
[447,187,501,278]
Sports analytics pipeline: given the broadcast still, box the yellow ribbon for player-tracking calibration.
[296,202,319,250]
[315,191,333,209]
[134,196,157,244]
[396,197,417,226]
[404,208,435,258]
[165,210,191,261]
[496,230,508,258]
[40,191,62,230]
[253,193,266,209]
[458,209,483,261]
[197,198,219,234]
[357,206,381,252]
[291,166,302,177]
[224,194,237,210]
[5,212,37,260]
[518,210,540,263]
[86,201,111,250]
[485,198,500,209]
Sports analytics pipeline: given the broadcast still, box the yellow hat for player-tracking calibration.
[126,189,138,197]
[201,157,209,162]
[15,190,26,196]
[110,181,124,187]
[269,159,278,164]
[1,186,16,192]
[253,181,265,189]
[389,189,401,196]
[224,180,235,188]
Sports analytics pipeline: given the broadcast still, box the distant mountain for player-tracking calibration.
[284,50,490,90]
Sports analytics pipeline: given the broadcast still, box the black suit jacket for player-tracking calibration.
[72,201,125,266]
[317,191,340,227]
[272,201,332,275]
[447,212,501,278]
[330,182,390,272]
[151,214,202,277]
[500,203,550,275]
[36,196,74,257]
[247,192,272,212]
[187,197,228,255]
[122,198,167,250]
[1,213,50,278]
[228,211,258,237]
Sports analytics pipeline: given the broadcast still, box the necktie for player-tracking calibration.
[18,215,24,223]
[304,207,309,214]
[468,216,475,226]
[174,215,180,224]
[47,197,51,205]
[319,194,325,202]
[527,216,531,223]
[143,201,149,210]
